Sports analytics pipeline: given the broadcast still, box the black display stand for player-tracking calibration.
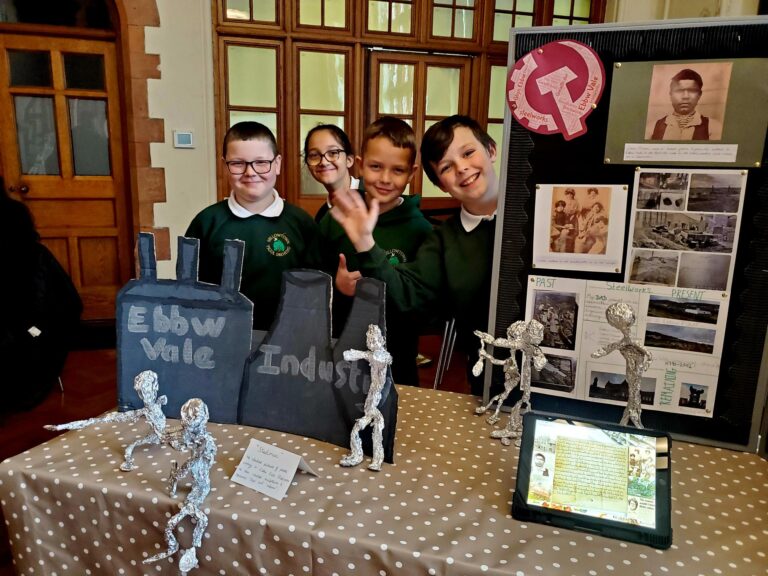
[490,18,768,450]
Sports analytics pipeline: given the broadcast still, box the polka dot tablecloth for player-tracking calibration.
[1,386,766,575]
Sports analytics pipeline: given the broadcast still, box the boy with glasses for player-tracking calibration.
[186,121,321,330]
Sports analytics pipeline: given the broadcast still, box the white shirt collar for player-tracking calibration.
[227,189,284,218]
[325,176,361,209]
[460,205,496,232]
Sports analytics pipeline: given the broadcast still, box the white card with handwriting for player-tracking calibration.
[231,439,318,500]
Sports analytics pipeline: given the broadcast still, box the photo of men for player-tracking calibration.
[644,62,732,141]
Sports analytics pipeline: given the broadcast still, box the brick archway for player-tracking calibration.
[113,0,169,259]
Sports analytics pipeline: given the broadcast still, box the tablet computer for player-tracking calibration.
[512,412,672,549]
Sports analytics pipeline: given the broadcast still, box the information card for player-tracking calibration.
[231,438,318,500]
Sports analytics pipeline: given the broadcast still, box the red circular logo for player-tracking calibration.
[507,40,605,141]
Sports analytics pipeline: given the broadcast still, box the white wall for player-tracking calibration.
[145,0,217,279]
[605,0,759,22]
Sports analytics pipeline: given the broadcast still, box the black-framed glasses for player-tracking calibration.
[225,158,276,175]
[305,148,345,166]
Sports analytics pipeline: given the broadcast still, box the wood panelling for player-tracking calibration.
[27,200,117,228]
[79,237,120,286]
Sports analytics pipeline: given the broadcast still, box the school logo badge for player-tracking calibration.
[385,249,407,266]
[507,39,605,141]
[266,233,291,256]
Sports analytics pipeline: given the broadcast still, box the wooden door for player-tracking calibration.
[0,33,130,320]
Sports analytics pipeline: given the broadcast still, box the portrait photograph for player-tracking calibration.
[647,295,720,325]
[532,291,579,351]
[644,322,716,354]
[644,62,732,141]
[604,58,768,166]
[636,172,689,211]
[687,172,743,213]
[677,252,730,291]
[628,249,679,287]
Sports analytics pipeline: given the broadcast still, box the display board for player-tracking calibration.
[489,18,768,450]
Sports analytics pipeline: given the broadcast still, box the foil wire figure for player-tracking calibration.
[144,398,217,574]
[472,331,520,425]
[340,324,392,471]
[592,302,653,429]
[44,370,174,471]
[473,320,547,446]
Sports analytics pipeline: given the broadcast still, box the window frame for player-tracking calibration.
[294,42,355,202]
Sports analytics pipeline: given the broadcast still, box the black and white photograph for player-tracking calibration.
[588,370,656,405]
[678,382,709,410]
[632,212,736,253]
[644,322,716,354]
[678,252,730,291]
[644,62,732,142]
[647,295,720,325]
[636,172,689,211]
[687,172,743,213]
[531,355,576,393]
[629,249,679,286]
[532,291,579,351]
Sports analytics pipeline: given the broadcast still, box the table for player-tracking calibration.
[1,386,766,576]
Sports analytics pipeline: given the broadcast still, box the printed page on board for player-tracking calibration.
[525,276,728,418]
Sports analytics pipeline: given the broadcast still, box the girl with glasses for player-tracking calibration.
[303,125,364,223]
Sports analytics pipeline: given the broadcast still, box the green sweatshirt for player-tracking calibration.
[319,195,433,385]
[186,200,321,330]
[356,215,495,355]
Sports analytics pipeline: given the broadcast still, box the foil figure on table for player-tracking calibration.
[44,370,176,471]
[473,319,547,446]
[592,302,653,429]
[144,398,217,574]
[340,324,392,471]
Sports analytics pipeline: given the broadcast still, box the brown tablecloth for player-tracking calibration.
[1,386,766,575]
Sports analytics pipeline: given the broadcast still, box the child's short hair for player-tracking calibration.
[222,121,279,157]
[362,116,417,166]
[303,124,354,158]
[421,115,496,186]
[555,200,566,208]
[564,188,576,198]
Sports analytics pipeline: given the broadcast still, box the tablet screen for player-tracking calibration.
[526,418,658,529]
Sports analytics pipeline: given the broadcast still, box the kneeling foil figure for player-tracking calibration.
[45,369,174,471]
[144,398,217,574]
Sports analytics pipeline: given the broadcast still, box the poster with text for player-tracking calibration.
[532,184,628,273]
[526,276,729,418]
[626,168,746,294]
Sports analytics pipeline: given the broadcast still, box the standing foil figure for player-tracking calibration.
[472,329,520,425]
[44,370,172,471]
[592,302,653,429]
[340,324,392,471]
[144,398,217,573]
[474,320,547,446]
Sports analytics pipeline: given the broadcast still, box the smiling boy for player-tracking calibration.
[331,115,499,394]
[319,116,432,385]
[186,121,320,330]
